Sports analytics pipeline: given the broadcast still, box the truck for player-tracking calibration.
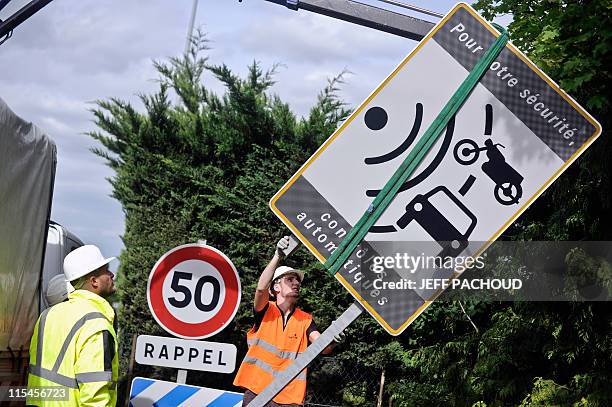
[0,97,82,397]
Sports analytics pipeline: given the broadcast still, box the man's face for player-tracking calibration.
[94,264,116,298]
[274,273,301,299]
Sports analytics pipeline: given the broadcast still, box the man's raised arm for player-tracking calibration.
[254,236,290,312]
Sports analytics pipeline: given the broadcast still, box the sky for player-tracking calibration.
[1,0,505,271]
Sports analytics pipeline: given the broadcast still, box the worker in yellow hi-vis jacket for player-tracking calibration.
[27,245,119,407]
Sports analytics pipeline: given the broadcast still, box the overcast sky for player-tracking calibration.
[1,0,497,270]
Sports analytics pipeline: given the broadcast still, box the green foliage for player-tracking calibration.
[88,30,357,394]
[343,382,369,406]
[519,374,612,407]
[474,0,612,241]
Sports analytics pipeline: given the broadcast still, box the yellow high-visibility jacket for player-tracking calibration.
[27,289,118,406]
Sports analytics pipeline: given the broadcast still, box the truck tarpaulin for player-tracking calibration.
[0,96,56,351]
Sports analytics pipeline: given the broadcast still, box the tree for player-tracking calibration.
[89,32,363,402]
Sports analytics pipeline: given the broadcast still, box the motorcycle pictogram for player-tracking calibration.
[453,138,524,205]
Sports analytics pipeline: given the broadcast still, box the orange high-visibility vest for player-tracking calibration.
[233,302,312,405]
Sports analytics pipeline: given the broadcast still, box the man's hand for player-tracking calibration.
[333,331,346,344]
[275,236,291,257]
[310,330,346,354]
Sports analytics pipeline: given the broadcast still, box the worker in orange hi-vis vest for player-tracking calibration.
[234,236,343,406]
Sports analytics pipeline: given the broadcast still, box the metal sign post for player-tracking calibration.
[184,0,199,54]
[176,369,187,384]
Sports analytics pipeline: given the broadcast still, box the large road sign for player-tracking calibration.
[147,244,241,339]
[270,3,602,335]
[130,377,243,407]
[135,335,237,373]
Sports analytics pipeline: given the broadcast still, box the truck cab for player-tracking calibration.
[40,222,84,310]
[0,222,82,396]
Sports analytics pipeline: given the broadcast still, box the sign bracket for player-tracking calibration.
[176,369,187,384]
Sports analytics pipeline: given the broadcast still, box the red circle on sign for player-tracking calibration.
[147,244,241,339]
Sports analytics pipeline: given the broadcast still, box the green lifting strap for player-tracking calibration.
[324,23,509,275]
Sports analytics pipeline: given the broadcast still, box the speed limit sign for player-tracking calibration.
[147,243,241,339]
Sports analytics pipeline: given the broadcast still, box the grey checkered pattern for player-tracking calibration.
[433,7,596,161]
[357,243,427,332]
[275,175,425,332]
[274,175,349,261]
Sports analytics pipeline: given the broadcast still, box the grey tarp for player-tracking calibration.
[0,96,56,351]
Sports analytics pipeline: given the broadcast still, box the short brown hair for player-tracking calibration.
[72,264,109,289]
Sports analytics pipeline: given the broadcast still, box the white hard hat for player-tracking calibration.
[63,245,116,282]
[46,274,75,306]
[272,266,304,283]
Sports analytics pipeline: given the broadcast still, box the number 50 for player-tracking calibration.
[168,271,221,312]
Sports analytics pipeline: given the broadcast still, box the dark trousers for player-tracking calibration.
[242,389,302,407]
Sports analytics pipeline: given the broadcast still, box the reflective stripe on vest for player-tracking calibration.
[35,308,50,368]
[28,367,118,390]
[29,311,114,387]
[247,337,304,360]
[241,355,307,382]
[76,372,117,390]
[28,365,77,389]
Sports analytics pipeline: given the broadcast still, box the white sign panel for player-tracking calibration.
[270,3,602,335]
[135,335,237,373]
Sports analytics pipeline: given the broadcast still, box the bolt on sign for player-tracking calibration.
[270,3,602,335]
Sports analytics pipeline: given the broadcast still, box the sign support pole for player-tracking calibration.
[176,369,187,384]
[173,239,207,385]
[124,334,138,407]
[248,302,364,407]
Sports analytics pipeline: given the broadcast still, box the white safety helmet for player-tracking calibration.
[46,274,75,306]
[63,245,116,282]
[269,266,304,295]
[273,265,304,284]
